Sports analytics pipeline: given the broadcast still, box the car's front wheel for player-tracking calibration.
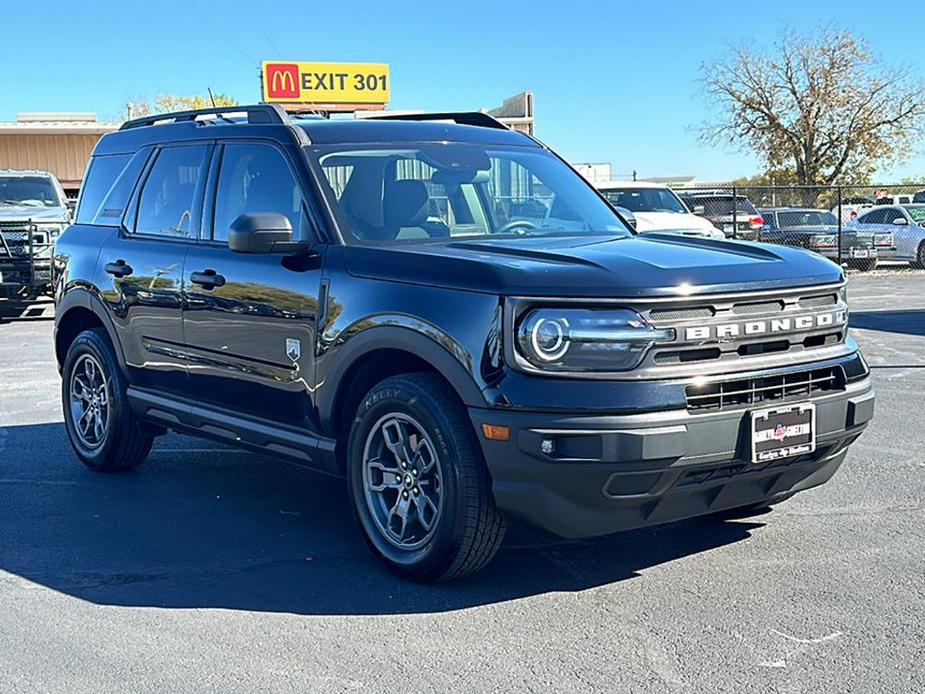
[347,373,506,582]
[62,328,154,472]
[914,241,925,269]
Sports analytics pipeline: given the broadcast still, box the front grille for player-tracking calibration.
[685,366,844,413]
[641,285,849,372]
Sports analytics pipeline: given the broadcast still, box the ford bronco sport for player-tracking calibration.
[53,105,874,581]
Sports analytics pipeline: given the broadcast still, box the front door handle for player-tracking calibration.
[189,269,226,290]
[104,259,133,278]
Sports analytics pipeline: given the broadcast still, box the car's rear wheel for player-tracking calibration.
[347,373,506,582]
[62,328,154,472]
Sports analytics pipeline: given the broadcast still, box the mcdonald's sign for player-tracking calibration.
[261,61,390,107]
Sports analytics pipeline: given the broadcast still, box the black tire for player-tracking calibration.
[914,241,925,269]
[61,328,153,472]
[347,372,506,582]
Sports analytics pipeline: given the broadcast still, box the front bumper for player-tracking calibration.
[469,376,873,538]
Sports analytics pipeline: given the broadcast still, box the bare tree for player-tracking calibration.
[701,27,925,190]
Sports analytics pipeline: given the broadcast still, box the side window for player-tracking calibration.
[213,143,303,242]
[882,208,903,224]
[134,145,209,238]
[75,154,130,224]
[92,149,150,225]
[859,209,885,224]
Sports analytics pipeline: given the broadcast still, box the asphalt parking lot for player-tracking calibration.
[1,274,923,694]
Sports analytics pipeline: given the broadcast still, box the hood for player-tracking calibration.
[345,233,843,298]
[0,205,69,223]
[632,211,718,233]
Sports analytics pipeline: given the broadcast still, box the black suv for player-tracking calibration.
[54,105,874,581]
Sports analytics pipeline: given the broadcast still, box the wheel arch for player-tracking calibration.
[319,325,486,445]
[55,288,124,373]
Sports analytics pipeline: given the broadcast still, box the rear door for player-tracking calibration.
[97,142,211,395]
[181,140,325,430]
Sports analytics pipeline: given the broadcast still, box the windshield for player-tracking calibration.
[600,187,687,214]
[777,210,837,227]
[904,206,925,223]
[308,143,631,243]
[687,196,758,216]
[0,176,62,207]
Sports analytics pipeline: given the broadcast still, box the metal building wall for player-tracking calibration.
[0,134,101,192]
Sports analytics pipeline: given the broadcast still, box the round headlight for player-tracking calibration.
[515,307,675,372]
[530,316,570,361]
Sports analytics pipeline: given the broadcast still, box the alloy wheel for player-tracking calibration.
[362,412,444,550]
[69,353,110,449]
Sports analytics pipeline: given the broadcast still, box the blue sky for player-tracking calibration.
[2,0,925,181]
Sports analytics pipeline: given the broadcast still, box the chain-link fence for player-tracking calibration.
[675,184,925,271]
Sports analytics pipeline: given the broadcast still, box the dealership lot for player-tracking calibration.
[0,274,923,693]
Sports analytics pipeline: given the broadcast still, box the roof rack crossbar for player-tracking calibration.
[119,104,290,130]
[363,111,509,130]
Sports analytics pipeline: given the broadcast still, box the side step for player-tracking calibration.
[127,387,340,476]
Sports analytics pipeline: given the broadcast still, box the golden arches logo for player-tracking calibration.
[265,63,299,99]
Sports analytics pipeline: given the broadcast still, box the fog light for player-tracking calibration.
[541,439,555,455]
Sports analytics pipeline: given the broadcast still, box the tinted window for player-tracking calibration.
[905,207,925,223]
[135,145,209,238]
[882,208,904,224]
[76,154,130,224]
[89,149,150,225]
[859,209,886,224]
[213,144,303,242]
[777,210,837,227]
[688,196,759,216]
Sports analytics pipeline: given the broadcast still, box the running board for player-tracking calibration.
[127,387,339,476]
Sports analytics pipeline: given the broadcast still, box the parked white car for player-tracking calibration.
[597,181,724,239]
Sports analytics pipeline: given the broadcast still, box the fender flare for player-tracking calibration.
[54,286,126,370]
[317,323,487,433]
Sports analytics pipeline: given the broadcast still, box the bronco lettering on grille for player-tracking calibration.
[683,310,847,342]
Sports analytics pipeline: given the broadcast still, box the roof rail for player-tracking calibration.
[119,104,290,130]
[363,111,509,131]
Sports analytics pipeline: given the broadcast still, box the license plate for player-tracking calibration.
[850,248,869,258]
[750,403,816,463]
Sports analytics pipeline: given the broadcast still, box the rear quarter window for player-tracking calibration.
[75,154,131,224]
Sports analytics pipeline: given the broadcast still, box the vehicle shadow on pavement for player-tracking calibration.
[0,422,764,616]
[850,309,925,337]
[0,300,54,322]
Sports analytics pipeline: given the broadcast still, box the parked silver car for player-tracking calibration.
[848,204,925,266]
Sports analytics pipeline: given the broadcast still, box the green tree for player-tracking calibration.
[701,27,925,190]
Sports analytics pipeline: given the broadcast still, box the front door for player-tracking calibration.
[98,143,211,396]
[182,141,324,430]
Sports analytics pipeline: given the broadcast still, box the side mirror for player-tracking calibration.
[228,212,307,254]
[693,205,705,215]
[892,217,909,226]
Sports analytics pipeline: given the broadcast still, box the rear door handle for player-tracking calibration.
[189,269,226,290]
[104,259,133,278]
